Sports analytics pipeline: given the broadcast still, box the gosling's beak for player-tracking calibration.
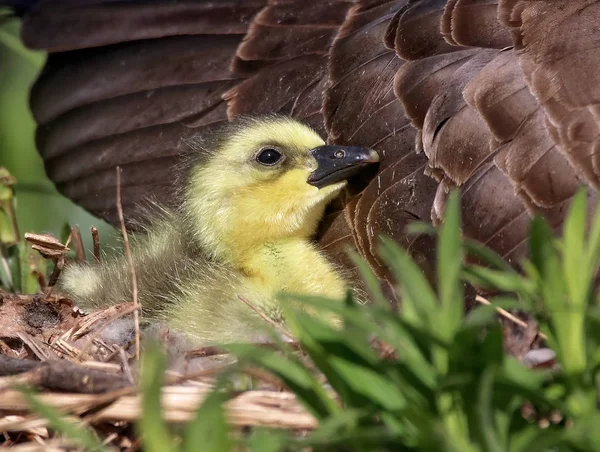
[307,145,380,188]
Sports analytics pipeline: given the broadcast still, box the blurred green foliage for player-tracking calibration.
[0,15,118,256]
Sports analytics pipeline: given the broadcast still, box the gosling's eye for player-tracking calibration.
[256,147,283,166]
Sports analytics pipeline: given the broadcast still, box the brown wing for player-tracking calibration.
[23,0,266,226]
[17,0,600,283]
[322,1,438,282]
[389,0,599,265]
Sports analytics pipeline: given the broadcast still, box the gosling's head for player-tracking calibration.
[182,115,379,258]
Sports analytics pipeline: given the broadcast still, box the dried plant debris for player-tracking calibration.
[23,234,69,261]
[0,291,81,351]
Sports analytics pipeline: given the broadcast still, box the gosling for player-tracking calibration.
[58,115,379,345]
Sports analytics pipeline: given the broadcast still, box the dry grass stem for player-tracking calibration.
[115,167,141,361]
[23,234,69,259]
[69,226,85,263]
[475,295,548,341]
[91,226,100,263]
[0,386,318,431]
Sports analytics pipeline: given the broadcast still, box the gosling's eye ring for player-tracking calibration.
[334,150,345,159]
[256,147,284,166]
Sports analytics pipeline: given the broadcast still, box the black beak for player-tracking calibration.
[307,145,380,188]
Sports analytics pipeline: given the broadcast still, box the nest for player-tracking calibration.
[0,288,320,450]
[0,222,320,450]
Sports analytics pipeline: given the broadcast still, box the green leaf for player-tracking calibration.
[509,426,564,452]
[529,216,564,313]
[437,190,464,341]
[281,292,439,389]
[378,235,438,330]
[183,389,232,452]
[531,215,587,376]
[225,343,338,419]
[300,425,404,450]
[562,189,587,308]
[475,367,504,452]
[281,305,409,411]
[247,428,289,452]
[20,387,105,451]
[327,355,407,411]
[347,248,390,309]
[0,245,14,291]
[463,238,517,273]
[406,221,437,236]
[496,359,559,411]
[138,345,175,452]
[585,192,600,279]
[463,266,534,296]
[463,305,499,330]
[0,167,18,246]
[18,241,45,294]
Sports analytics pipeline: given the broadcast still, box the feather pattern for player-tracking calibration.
[8,0,600,292]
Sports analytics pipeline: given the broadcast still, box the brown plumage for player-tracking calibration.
[11,0,600,286]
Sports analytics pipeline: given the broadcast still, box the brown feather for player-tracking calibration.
[22,1,265,52]
[392,0,458,60]
[15,0,600,291]
[442,0,512,49]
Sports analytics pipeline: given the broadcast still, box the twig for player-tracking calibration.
[91,227,100,263]
[0,386,318,431]
[116,167,140,361]
[44,256,64,291]
[475,295,548,341]
[0,355,131,394]
[118,348,134,384]
[237,295,293,340]
[77,303,141,359]
[41,233,71,296]
[17,332,58,362]
[70,226,85,262]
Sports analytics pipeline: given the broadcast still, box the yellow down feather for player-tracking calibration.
[58,116,361,345]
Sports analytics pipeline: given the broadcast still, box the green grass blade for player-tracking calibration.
[437,191,464,340]
[463,239,517,273]
[378,235,438,330]
[247,428,288,452]
[463,266,534,296]
[0,24,45,67]
[280,293,439,388]
[562,189,587,308]
[138,345,175,452]
[406,221,437,236]
[282,303,412,411]
[509,427,564,452]
[225,343,339,419]
[348,249,390,309]
[183,390,232,452]
[531,215,586,376]
[20,388,105,451]
[585,192,600,277]
[475,367,504,452]
[327,355,407,411]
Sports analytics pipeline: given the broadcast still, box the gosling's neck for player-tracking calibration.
[184,197,347,300]
[185,192,328,267]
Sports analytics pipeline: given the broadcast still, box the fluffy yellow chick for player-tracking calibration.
[58,115,379,345]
